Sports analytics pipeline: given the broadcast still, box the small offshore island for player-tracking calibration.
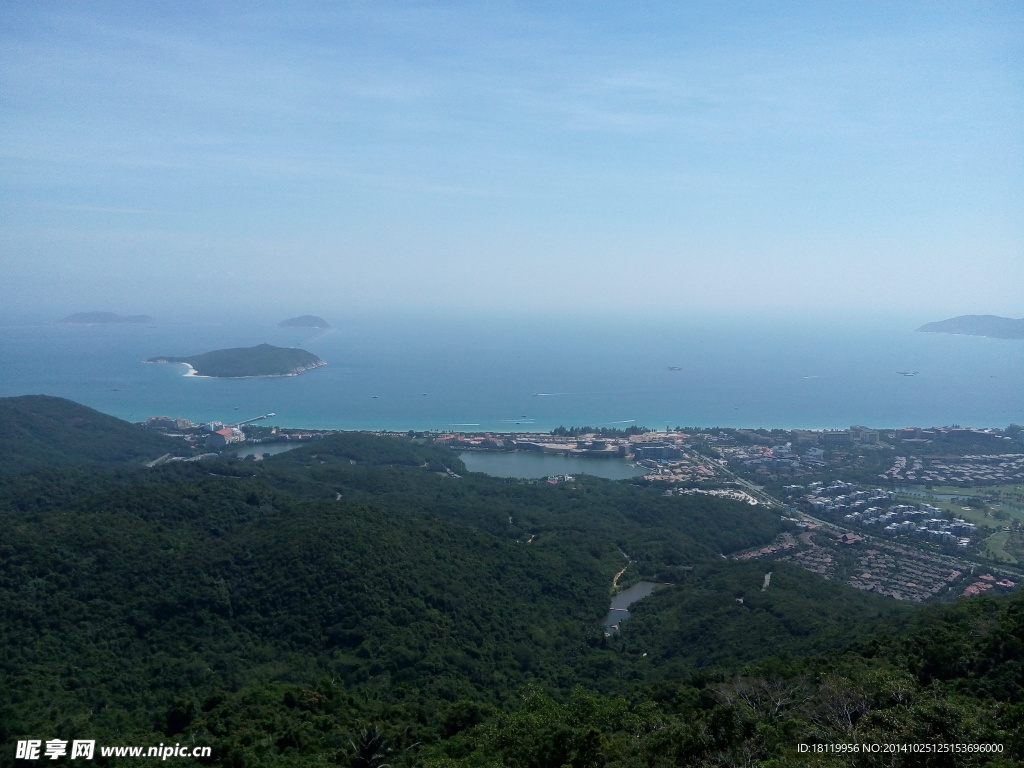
[917,314,1024,340]
[146,343,326,378]
[279,315,331,329]
[60,311,154,325]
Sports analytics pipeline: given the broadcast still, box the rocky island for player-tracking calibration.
[60,311,154,324]
[916,315,1024,340]
[279,315,331,329]
[146,344,326,378]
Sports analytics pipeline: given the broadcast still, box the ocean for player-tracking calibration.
[1,314,1021,432]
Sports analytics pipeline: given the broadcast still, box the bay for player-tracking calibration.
[1,314,1021,431]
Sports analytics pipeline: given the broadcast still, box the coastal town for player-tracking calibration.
[143,413,1024,603]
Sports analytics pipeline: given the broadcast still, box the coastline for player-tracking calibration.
[8,322,1015,432]
[180,363,209,379]
[144,359,325,379]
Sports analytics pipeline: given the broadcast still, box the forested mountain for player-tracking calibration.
[146,344,325,377]
[1,400,1021,766]
[916,315,1024,340]
[0,395,181,473]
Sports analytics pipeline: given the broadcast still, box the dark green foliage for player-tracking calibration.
[262,432,784,563]
[0,395,181,473]
[147,344,324,377]
[278,432,456,470]
[2,415,1022,766]
[613,561,912,673]
[420,592,1024,766]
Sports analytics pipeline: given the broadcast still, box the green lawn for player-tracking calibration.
[895,493,995,527]
[982,530,1018,564]
[900,482,1024,526]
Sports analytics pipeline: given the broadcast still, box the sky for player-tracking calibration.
[1,1,1022,321]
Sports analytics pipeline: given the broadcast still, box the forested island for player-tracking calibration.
[917,314,1024,339]
[146,343,326,377]
[279,314,331,329]
[1,395,1022,766]
[59,311,154,324]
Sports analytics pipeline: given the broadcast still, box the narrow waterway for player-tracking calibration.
[603,581,669,633]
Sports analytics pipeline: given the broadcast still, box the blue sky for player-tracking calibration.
[1,2,1021,320]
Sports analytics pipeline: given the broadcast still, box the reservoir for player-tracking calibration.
[459,451,645,480]
[234,442,303,459]
[604,581,669,633]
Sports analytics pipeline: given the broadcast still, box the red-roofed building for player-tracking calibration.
[207,427,245,447]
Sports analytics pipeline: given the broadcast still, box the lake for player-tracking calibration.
[604,581,670,633]
[233,442,303,459]
[459,451,645,480]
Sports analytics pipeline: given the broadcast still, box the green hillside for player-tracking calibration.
[279,315,331,329]
[917,315,1024,339]
[0,395,181,473]
[146,343,325,377]
[1,409,1021,766]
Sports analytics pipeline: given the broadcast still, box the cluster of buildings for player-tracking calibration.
[777,538,834,576]
[733,533,798,561]
[890,426,1022,445]
[670,487,760,505]
[146,415,246,447]
[721,442,826,473]
[790,481,977,548]
[433,434,507,450]
[639,456,719,483]
[145,416,195,432]
[846,547,965,602]
[733,525,997,602]
[791,481,895,511]
[962,573,1016,597]
[545,474,574,484]
[794,426,881,446]
[205,424,246,447]
[880,453,1024,484]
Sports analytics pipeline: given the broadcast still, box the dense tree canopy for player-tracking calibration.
[1,399,1020,766]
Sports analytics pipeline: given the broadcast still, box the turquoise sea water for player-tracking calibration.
[1,315,1021,431]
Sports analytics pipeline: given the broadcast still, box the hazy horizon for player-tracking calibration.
[2,2,1021,319]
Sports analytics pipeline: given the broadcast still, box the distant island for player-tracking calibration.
[279,315,331,329]
[146,344,326,378]
[60,311,154,325]
[916,315,1024,340]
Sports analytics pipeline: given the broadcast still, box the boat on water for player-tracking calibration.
[667,366,682,371]
[896,371,919,376]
